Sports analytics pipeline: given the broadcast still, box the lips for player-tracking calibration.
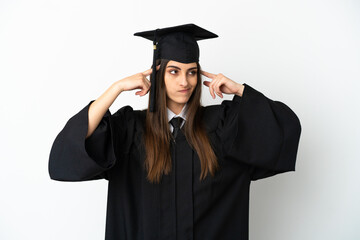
[179,88,190,93]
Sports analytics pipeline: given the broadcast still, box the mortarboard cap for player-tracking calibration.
[134,23,218,112]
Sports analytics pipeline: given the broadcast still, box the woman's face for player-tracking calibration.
[164,60,198,113]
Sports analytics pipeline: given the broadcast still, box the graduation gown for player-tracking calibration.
[49,83,301,240]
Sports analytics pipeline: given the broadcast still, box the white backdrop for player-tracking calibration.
[1,0,359,239]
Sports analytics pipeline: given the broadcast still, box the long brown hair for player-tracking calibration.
[144,59,219,184]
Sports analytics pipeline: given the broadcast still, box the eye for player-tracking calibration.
[189,70,197,75]
[169,70,178,74]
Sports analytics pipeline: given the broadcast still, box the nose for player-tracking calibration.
[179,73,189,87]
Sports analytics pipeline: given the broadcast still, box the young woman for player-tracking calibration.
[49,24,301,240]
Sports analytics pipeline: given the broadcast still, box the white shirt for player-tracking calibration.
[167,103,187,132]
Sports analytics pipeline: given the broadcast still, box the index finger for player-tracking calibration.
[142,64,161,76]
[201,70,216,79]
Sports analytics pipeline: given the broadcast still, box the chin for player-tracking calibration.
[178,96,191,104]
[174,100,188,105]
[168,93,192,105]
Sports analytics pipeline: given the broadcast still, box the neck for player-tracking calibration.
[167,102,185,115]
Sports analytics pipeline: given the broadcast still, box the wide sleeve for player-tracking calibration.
[218,83,302,180]
[48,101,134,181]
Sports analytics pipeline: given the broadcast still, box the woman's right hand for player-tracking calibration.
[116,65,160,96]
[86,65,160,138]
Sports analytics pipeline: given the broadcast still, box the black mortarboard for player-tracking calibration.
[134,23,218,112]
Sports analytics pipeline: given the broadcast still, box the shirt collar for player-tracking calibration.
[167,103,188,122]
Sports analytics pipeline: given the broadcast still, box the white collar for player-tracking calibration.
[167,103,187,130]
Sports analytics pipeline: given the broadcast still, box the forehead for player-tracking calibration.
[166,60,197,69]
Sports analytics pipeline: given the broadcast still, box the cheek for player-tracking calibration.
[164,76,171,91]
[164,79,175,96]
[190,77,198,87]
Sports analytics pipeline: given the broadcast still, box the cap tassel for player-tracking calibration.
[149,29,159,112]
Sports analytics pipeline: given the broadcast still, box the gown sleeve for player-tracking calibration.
[48,101,134,181]
[218,83,302,180]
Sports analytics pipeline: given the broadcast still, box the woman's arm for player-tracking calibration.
[86,67,156,138]
[49,67,158,181]
[86,81,123,138]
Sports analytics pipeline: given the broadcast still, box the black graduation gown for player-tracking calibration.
[49,83,301,240]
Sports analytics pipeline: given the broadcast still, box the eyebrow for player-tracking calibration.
[167,65,198,71]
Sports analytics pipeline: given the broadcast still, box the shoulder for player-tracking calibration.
[133,108,147,126]
[112,106,146,120]
[200,95,242,132]
[110,106,146,130]
[200,104,223,133]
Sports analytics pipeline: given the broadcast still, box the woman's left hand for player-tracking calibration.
[201,70,244,99]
